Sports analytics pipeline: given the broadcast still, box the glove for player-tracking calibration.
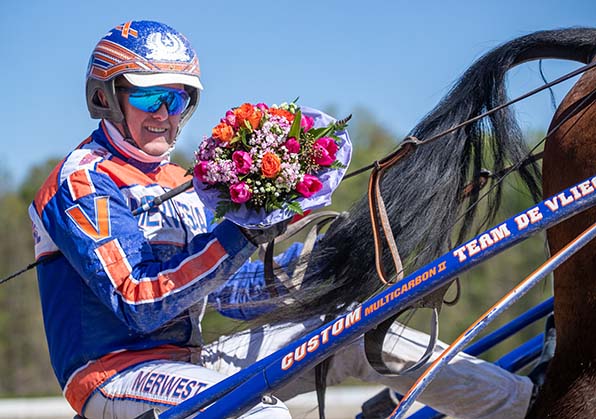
[240,220,290,245]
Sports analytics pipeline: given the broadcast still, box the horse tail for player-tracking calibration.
[255,28,596,324]
[386,27,596,259]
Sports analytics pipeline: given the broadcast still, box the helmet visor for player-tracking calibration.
[117,86,190,115]
[123,72,203,90]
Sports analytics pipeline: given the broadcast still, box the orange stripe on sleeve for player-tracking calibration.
[95,238,228,304]
[153,244,227,298]
[96,159,154,188]
[95,239,133,284]
[33,136,94,216]
[67,169,96,201]
[34,160,65,216]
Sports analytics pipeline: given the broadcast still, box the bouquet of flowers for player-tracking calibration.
[192,102,352,228]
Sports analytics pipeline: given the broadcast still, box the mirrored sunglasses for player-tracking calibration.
[117,86,191,116]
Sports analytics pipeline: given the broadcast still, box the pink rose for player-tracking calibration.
[296,174,323,198]
[232,150,253,174]
[256,103,269,111]
[223,110,237,128]
[193,161,212,184]
[229,182,252,204]
[301,114,314,132]
[285,137,300,154]
[314,137,338,166]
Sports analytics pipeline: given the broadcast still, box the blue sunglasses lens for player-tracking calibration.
[120,87,190,115]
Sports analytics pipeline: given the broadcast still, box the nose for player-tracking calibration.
[152,103,169,120]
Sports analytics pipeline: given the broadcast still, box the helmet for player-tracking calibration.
[86,20,202,129]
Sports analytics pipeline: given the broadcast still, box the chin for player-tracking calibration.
[143,139,173,155]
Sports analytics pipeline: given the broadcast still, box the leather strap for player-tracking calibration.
[261,211,340,301]
[367,137,421,285]
[364,307,440,376]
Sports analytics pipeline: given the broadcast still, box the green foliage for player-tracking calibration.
[0,160,61,396]
[18,159,61,204]
[171,151,194,172]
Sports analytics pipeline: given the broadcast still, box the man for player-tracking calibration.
[30,20,534,419]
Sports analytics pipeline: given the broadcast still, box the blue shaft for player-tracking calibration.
[394,299,551,419]
[496,334,543,371]
[366,299,552,419]
[407,334,544,419]
[390,219,596,418]
[160,174,596,419]
[465,297,553,356]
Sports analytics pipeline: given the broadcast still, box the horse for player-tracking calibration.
[246,27,596,417]
[529,50,596,418]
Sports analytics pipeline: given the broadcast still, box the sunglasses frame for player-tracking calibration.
[116,86,191,116]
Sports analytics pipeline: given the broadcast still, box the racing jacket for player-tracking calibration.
[29,121,299,412]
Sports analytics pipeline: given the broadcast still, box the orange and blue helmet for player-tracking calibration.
[86,20,202,128]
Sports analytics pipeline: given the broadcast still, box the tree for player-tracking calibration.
[0,159,61,396]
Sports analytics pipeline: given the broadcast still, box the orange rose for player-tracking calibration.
[234,103,252,121]
[246,108,263,129]
[268,107,295,123]
[212,122,234,142]
[232,103,260,130]
[261,152,281,178]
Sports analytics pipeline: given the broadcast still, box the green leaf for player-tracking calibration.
[244,119,253,132]
[288,108,302,141]
[264,194,284,213]
[240,129,249,147]
[334,114,352,131]
[215,198,236,220]
[308,116,350,140]
[308,125,334,140]
[285,201,304,215]
[330,161,347,169]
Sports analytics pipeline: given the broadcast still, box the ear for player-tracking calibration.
[96,90,109,108]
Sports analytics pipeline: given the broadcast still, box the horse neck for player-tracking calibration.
[543,67,596,360]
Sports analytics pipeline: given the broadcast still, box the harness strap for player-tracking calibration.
[368,137,421,285]
[365,136,464,375]
[364,307,440,376]
[460,151,545,199]
[315,358,331,419]
[260,211,340,301]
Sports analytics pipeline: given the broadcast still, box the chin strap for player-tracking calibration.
[104,119,173,163]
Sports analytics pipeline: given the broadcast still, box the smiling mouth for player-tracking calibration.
[146,126,167,133]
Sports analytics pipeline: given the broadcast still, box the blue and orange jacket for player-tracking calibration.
[29,121,300,413]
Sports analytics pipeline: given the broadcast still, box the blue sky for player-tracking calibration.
[1,0,595,186]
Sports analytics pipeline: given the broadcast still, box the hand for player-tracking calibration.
[240,220,290,245]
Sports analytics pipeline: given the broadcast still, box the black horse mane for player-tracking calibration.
[237,27,596,325]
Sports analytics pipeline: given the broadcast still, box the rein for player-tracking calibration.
[1,61,595,286]
[362,69,596,378]
[363,60,596,288]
